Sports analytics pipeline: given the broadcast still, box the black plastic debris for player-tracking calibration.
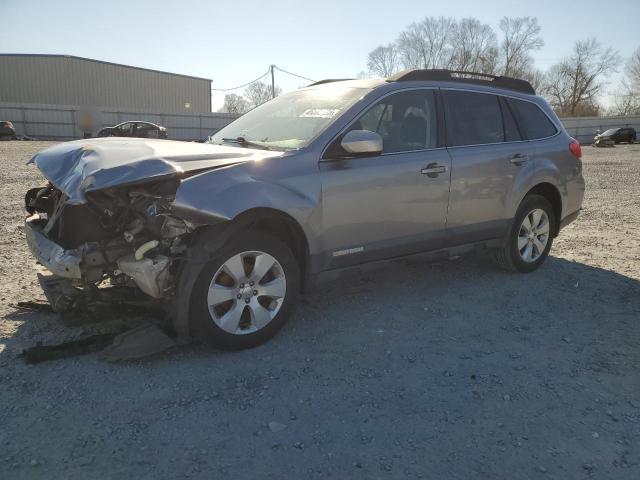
[20,334,119,364]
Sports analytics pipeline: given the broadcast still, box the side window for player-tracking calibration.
[117,123,133,136]
[444,91,504,146]
[499,97,522,142]
[135,123,151,138]
[353,89,438,153]
[509,99,557,139]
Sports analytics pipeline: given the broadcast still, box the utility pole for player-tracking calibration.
[270,64,276,99]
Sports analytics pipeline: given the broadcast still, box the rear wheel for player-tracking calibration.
[189,232,299,350]
[491,194,555,273]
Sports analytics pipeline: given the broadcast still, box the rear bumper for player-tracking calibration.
[24,217,82,279]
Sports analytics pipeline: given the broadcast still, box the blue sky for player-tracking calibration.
[1,0,638,109]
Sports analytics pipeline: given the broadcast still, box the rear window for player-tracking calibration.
[443,91,504,146]
[509,99,557,139]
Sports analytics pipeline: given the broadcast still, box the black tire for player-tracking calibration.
[189,231,299,350]
[491,194,555,273]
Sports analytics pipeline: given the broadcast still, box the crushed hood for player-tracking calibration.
[30,138,282,204]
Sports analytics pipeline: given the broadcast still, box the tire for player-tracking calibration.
[189,231,299,350]
[491,194,555,273]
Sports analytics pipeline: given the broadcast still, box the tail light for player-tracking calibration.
[569,138,582,159]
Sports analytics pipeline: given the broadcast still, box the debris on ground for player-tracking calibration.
[100,324,178,361]
[20,333,121,364]
[268,421,287,433]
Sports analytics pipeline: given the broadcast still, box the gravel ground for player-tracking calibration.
[1,141,639,479]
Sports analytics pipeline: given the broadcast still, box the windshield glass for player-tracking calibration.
[210,86,369,151]
[601,128,619,135]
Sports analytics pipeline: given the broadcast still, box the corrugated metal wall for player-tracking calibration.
[0,102,239,141]
[0,54,211,113]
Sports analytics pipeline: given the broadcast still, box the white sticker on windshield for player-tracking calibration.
[300,108,340,118]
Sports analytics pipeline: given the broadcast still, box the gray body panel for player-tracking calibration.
[318,148,451,269]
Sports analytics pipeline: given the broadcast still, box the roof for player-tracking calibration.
[0,53,212,82]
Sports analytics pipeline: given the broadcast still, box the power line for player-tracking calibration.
[211,69,271,91]
[211,65,317,93]
[274,65,316,83]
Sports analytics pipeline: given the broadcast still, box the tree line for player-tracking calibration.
[219,81,282,114]
[364,16,638,117]
[218,16,639,117]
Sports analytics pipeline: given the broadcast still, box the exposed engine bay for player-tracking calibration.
[25,179,196,303]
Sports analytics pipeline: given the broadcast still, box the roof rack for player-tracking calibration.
[387,69,535,95]
[308,78,355,86]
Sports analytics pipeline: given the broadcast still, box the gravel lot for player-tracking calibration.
[1,141,639,479]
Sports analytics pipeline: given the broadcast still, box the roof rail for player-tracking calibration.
[387,69,535,95]
[308,78,354,86]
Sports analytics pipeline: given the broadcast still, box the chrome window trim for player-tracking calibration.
[440,87,561,146]
[320,86,442,161]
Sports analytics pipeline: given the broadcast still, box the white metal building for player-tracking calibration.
[0,54,212,113]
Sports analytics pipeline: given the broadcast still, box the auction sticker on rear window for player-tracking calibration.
[300,108,340,118]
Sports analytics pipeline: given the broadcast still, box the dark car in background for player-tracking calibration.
[0,121,17,140]
[594,127,636,144]
[97,121,168,139]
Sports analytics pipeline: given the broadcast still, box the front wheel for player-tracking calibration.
[189,232,299,350]
[491,194,555,273]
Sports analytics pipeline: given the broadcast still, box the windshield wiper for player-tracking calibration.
[220,137,272,151]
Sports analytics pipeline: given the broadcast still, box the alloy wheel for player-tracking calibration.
[207,251,286,334]
[518,208,550,263]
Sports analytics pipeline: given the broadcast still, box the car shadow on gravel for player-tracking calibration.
[1,252,639,367]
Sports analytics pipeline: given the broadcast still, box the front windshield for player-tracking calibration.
[601,128,619,135]
[210,86,369,151]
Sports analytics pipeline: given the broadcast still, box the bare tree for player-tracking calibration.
[218,93,249,114]
[609,86,640,116]
[397,17,455,69]
[243,81,282,109]
[608,47,640,115]
[450,18,498,74]
[519,67,545,93]
[543,38,620,116]
[627,47,640,87]
[367,44,399,77]
[498,17,543,77]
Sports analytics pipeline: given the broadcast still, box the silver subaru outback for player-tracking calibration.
[24,69,585,349]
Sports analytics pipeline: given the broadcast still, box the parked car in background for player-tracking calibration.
[24,69,585,350]
[0,121,17,140]
[594,127,636,144]
[97,121,168,139]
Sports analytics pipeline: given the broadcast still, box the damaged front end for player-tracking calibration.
[23,138,282,330]
[25,178,196,311]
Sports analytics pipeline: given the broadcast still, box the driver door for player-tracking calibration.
[319,89,452,269]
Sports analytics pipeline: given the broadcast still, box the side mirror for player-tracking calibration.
[340,130,383,156]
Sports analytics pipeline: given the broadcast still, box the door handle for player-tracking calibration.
[510,153,530,165]
[421,163,447,178]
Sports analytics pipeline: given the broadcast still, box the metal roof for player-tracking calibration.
[0,53,212,82]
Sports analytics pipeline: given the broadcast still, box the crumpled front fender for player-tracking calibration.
[172,165,317,227]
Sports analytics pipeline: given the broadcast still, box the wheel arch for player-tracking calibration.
[230,207,311,288]
[522,182,562,236]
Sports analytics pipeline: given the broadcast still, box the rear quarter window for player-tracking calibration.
[509,99,557,139]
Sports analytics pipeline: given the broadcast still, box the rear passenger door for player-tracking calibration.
[443,89,535,243]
